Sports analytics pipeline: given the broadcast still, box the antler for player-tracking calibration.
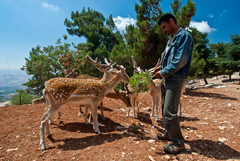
[86,55,113,68]
[148,58,161,73]
[131,56,144,74]
[116,64,126,71]
[104,57,111,65]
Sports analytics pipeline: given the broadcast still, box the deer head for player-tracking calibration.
[86,55,116,83]
[65,68,78,78]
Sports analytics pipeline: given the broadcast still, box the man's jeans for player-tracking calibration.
[161,79,185,144]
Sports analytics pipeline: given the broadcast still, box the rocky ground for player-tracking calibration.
[0,75,240,161]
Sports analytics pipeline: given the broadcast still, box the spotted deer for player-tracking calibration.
[32,69,78,106]
[54,56,115,123]
[124,83,139,118]
[131,56,162,121]
[56,56,136,124]
[39,56,130,151]
[131,56,185,120]
[80,57,138,122]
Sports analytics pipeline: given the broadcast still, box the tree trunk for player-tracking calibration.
[19,95,22,105]
[203,78,208,85]
[229,74,232,81]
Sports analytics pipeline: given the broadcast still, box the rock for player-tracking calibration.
[218,126,226,130]
[6,148,18,152]
[151,147,156,150]
[196,134,203,139]
[120,108,125,112]
[218,137,227,142]
[148,155,156,161]
[147,139,155,143]
[215,85,227,88]
[164,155,171,159]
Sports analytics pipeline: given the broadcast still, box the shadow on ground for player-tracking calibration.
[185,91,237,100]
[155,139,240,160]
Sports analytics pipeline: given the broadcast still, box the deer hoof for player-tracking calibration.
[97,132,102,136]
[40,143,46,151]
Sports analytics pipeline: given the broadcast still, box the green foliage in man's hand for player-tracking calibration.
[129,70,152,93]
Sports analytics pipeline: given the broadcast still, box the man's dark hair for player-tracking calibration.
[158,13,177,26]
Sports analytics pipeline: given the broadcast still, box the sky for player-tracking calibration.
[0,0,239,70]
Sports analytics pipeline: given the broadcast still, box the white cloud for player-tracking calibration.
[220,10,230,16]
[189,21,216,33]
[113,16,136,32]
[207,14,214,18]
[42,2,59,11]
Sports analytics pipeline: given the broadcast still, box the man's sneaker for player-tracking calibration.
[163,142,185,154]
[157,133,170,141]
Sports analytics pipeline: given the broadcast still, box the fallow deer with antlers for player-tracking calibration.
[55,56,115,123]
[131,56,162,121]
[39,55,130,151]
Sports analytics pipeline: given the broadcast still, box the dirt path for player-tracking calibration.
[0,76,240,160]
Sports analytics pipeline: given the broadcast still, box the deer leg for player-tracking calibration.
[130,99,135,118]
[40,105,56,151]
[57,111,61,119]
[90,103,101,135]
[40,120,46,151]
[99,101,105,120]
[155,96,160,121]
[136,99,139,114]
[41,95,52,135]
[78,105,84,117]
[44,120,51,135]
[88,113,93,124]
[126,106,131,118]
[84,105,89,125]
[88,105,93,124]
[150,97,155,117]
[179,101,182,117]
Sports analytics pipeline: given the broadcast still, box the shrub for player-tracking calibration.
[129,70,152,93]
[11,90,40,105]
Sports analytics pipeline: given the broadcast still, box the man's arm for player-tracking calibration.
[160,32,193,78]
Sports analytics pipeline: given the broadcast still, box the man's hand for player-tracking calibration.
[152,71,162,79]
[151,66,160,74]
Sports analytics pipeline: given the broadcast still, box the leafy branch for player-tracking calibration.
[129,70,152,93]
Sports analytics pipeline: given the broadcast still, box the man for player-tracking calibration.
[152,13,193,154]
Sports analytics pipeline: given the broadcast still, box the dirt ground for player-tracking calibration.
[0,75,240,161]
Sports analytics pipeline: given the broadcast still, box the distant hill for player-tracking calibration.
[0,69,32,102]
